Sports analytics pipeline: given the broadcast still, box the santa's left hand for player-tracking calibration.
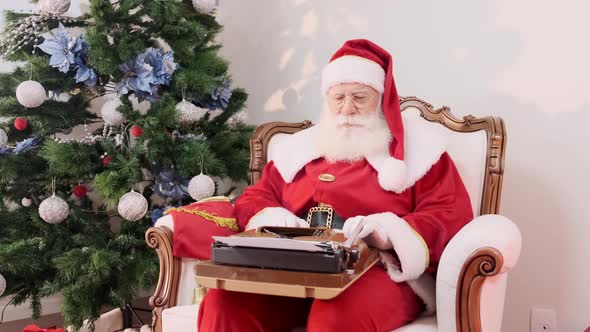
[343,214,393,250]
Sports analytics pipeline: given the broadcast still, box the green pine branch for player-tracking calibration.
[40,140,100,178]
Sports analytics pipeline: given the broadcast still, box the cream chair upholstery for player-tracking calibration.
[146,97,522,332]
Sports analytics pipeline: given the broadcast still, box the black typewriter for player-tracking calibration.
[211,226,361,273]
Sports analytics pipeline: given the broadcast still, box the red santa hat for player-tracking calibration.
[321,39,407,192]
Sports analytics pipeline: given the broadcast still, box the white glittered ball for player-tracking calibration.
[192,0,216,13]
[227,111,248,127]
[188,173,215,201]
[21,197,32,207]
[117,191,148,221]
[0,129,7,148]
[0,273,6,297]
[16,80,46,108]
[38,195,69,224]
[39,0,71,15]
[176,100,207,125]
[101,99,126,126]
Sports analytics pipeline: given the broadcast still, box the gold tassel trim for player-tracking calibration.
[197,196,231,203]
[164,207,240,231]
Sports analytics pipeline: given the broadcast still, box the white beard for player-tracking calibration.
[316,102,392,163]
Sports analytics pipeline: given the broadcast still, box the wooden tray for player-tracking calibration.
[194,241,379,299]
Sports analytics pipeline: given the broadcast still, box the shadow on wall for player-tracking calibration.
[218,0,521,123]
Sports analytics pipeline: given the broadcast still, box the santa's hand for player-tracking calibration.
[245,207,309,230]
[343,214,393,250]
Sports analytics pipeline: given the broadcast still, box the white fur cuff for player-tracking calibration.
[377,212,429,282]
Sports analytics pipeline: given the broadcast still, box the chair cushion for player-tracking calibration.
[162,304,199,332]
[393,316,438,332]
[177,257,199,305]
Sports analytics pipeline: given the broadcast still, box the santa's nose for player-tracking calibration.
[341,98,357,115]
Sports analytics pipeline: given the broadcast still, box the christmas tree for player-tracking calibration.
[0,0,251,329]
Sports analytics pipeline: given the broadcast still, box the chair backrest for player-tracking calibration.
[248,96,506,216]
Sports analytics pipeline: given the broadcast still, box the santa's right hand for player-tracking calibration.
[245,207,310,230]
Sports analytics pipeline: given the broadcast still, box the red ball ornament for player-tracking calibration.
[102,156,111,166]
[72,185,88,199]
[14,117,28,131]
[131,125,143,137]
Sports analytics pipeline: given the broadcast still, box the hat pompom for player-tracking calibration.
[377,157,407,194]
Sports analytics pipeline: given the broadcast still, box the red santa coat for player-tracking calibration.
[234,111,474,312]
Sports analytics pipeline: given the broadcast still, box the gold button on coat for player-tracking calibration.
[318,173,336,182]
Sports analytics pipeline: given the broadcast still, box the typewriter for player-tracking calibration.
[211,226,360,273]
[195,225,379,299]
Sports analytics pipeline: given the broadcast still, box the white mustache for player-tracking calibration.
[335,115,372,126]
[316,106,391,162]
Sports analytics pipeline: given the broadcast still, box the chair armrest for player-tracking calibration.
[145,218,182,332]
[436,214,522,332]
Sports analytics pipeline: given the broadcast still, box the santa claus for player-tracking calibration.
[197,39,474,331]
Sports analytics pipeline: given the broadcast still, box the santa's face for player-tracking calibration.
[325,83,381,120]
[317,83,391,162]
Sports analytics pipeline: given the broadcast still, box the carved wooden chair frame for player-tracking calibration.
[145,96,507,332]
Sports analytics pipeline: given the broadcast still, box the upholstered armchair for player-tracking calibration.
[145,96,522,332]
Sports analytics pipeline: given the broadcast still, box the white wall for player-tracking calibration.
[1,0,589,330]
[215,1,590,331]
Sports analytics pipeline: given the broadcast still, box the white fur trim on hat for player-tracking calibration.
[321,55,385,95]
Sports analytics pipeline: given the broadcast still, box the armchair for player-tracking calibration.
[145,96,522,332]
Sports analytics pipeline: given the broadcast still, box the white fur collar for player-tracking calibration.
[270,111,448,193]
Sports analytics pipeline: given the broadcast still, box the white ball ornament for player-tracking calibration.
[117,191,148,221]
[39,195,69,224]
[192,0,216,13]
[188,173,216,201]
[0,129,7,148]
[0,273,6,297]
[22,197,32,207]
[16,80,46,108]
[101,98,126,126]
[39,0,71,15]
[176,99,207,125]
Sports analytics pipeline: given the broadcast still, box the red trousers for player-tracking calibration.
[197,266,423,332]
